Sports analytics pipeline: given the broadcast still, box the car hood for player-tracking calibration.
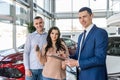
[1,52,23,63]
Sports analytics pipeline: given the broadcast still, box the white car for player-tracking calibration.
[66,36,120,80]
[106,36,120,80]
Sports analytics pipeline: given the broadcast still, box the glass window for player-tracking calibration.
[56,0,72,12]
[24,0,28,3]
[44,17,50,32]
[0,0,13,50]
[0,22,13,50]
[73,19,82,31]
[93,18,107,28]
[56,18,106,32]
[111,0,120,12]
[0,0,12,22]
[73,0,89,12]
[64,39,72,46]
[15,2,28,48]
[62,38,76,47]
[0,0,11,15]
[90,0,107,10]
[34,0,44,8]
[56,19,72,32]
[16,25,27,48]
[16,2,28,26]
[56,0,107,12]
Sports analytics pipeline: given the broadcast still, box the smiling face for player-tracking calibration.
[34,18,44,34]
[78,10,93,28]
[50,29,59,42]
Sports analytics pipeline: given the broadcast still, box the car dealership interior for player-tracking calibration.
[0,0,120,80]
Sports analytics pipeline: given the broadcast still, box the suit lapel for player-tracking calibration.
[81,25,97,51]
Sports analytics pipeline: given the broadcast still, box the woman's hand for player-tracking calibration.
[57,51,68,59]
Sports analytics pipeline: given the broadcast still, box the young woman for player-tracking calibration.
[35,26,69,80]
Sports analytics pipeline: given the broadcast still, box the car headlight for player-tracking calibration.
[14,60,23,65]
[0,67,23,78]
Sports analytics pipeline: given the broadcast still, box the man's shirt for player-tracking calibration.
[24,31,47,69]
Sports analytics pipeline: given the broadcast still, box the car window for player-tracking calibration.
[63,39,74,47]
[18,44,24,49]
[107,37,120,56]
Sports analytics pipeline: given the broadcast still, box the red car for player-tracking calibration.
[0,52,25,80]
[0,38,77,80]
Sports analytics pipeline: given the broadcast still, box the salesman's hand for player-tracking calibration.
[65,59,79,67]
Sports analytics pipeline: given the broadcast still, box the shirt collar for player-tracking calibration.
[83,24,94,37]
[34,30,46,35]
[85,24,94,33]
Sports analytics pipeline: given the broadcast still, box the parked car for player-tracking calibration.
[61,38,77,56]
[0,51,24,80]
[0,38,77,80]
[106,36,120,80]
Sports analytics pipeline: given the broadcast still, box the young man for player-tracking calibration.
[23,16,47,80]
[65,7,108,80]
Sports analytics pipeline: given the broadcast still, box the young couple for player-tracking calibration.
[24,16,69,80]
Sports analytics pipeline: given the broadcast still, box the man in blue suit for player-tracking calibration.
[65,7,108,80]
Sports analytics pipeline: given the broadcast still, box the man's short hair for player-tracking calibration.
[79,7,92,15]
[34,16,43,20]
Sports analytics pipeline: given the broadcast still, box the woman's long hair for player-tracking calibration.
[45,26,66,55]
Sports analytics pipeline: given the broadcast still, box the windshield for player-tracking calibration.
[0,49,16,57]
[107,37,120,56]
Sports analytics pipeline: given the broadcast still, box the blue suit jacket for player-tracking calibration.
[73,25,108,80]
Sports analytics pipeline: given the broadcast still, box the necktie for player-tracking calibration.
[78,30,86,60]
[81,30,86,47]
[77,30,87,72]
